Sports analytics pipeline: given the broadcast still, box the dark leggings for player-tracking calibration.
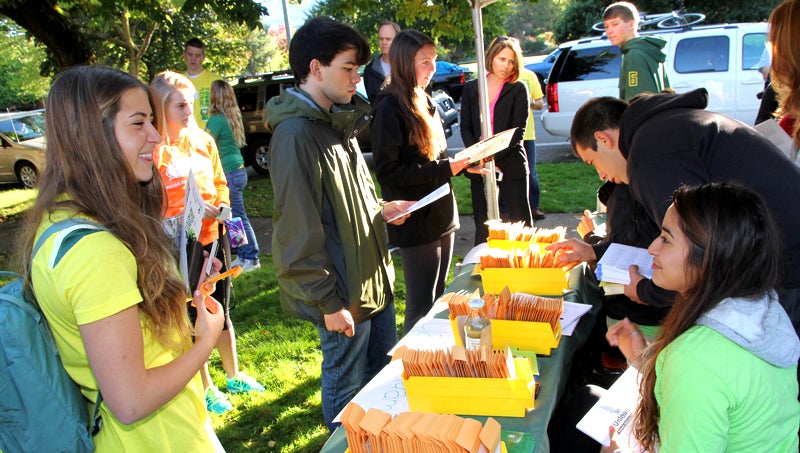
[399,232,455,334]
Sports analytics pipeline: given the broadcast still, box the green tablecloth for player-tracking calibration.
[320,263,603,453]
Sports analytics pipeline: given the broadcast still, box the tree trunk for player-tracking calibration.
[0,0,95,69]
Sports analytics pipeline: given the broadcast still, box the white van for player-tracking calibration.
[541,23,768,137]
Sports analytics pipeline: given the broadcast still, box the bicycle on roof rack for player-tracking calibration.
[592,0,705,32]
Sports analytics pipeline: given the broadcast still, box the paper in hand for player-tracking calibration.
[596,243,654,285]
[387,183,451,222]
[453,128,518,163]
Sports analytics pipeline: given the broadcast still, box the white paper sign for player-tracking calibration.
[577,367,646,451]
[560,301,592,336]
[388,318,456,355]
[332,360,409,423]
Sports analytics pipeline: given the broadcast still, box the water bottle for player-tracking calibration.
[464,298,491,351]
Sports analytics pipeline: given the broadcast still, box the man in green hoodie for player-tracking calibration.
[264,17,413,433]
[603,1,670,101]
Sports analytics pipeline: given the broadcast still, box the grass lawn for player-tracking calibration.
[0,160,599,452]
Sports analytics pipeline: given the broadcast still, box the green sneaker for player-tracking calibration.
[226,372,265,394]
[205,386,233,414]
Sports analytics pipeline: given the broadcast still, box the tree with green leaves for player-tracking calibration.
[309,0,509,62]
[0,19,48,110]
[0,0,266,75]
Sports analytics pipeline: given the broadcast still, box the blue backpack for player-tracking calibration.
[0,219,105,453]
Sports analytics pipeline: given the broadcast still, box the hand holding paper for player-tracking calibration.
[385,183,451,222]
[382,200,416,225]
[596,243,653,285]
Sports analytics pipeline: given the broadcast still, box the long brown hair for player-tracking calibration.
[209,79,246,148]
[770,0,800,146]
[385,29,443,160]
[634,182,781,451]
[17,65,191,347]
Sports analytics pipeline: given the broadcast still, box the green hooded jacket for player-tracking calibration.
[619,35,670,101]
[265,87,395,325]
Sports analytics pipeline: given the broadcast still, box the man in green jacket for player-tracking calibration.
[603,1,670,101]
[265,17,412,432]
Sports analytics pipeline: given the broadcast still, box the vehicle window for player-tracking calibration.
[674,36,729,73]
[558,46,620,82]
[235,85,259,113]
[264,83,281,111]
[742,33,767,70]
[0,114,45,142]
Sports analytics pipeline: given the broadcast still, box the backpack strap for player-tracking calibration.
[32,218,105,262]
[30,217,106,437]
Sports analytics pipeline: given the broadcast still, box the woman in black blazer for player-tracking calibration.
[460,36,532,245]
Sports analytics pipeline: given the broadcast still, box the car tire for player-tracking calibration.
[246,137,271,175]
[15,161,38,189]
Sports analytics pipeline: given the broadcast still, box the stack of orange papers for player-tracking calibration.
[440,290,484,318]
[445,287,563,330]
[395,345,511,379]
[340,402,503,453]
[479,246,566,270]
[486,220,566,243]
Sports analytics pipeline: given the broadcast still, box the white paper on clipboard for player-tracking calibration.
[453,127,518,163]
[387,183,450,222]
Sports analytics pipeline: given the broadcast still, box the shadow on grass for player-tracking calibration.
[215,374,328,452]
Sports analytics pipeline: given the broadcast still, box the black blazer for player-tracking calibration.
[460,78,529,179]
[371,92,458,247]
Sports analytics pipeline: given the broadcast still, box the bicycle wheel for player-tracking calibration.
[657,12,705,29]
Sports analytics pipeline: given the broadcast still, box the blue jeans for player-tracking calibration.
[524,140,541,210]
[317,300,397,432]
[225,168,259,261]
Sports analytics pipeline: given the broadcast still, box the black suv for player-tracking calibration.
[231,70,459,175]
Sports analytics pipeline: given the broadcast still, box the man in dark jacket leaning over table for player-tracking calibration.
[265,17,413,432]
[565,88,800,342]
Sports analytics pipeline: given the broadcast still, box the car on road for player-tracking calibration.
[542,22,768,137]
[431,61,472,102]
[232,70,459,175]
[0,110,46,189]
[524,48,561,91]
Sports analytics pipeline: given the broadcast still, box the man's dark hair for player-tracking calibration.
[570,96,629,154]
[185,38,206,51]
[289,17,370,84]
